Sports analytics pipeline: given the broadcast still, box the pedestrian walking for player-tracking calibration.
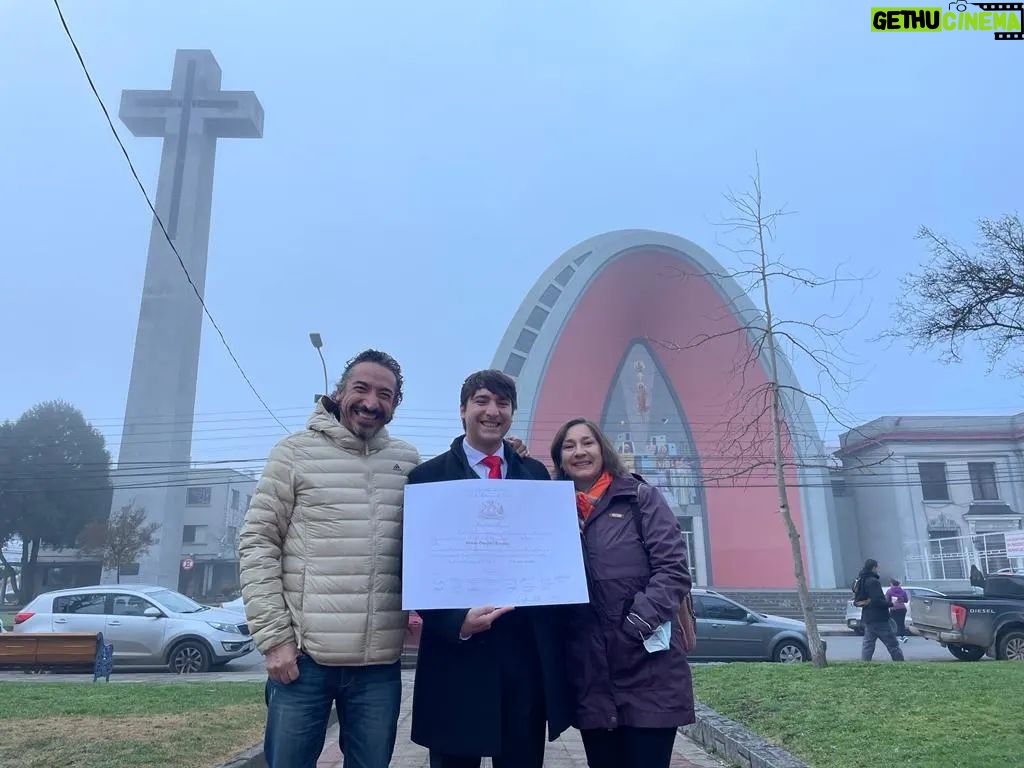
[853,559,905,662]
[886,578,909,642]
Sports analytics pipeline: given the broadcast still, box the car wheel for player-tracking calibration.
[997,630,1024,661]
[168,640,211,674]
[947,643,985,662]
[773,640,809,663]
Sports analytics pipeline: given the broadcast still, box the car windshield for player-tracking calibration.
[147,589,207,614]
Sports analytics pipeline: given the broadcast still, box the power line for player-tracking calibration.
[8,397,1023,430]
[51,0,288,435]
[7,472,1024,495]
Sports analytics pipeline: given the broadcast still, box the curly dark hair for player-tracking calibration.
[336,349,404,406]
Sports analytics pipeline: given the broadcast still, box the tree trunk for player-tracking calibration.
[20,537,41,604]
[759,231,827,668]
[116,566,121,584]
[0,549,19,602]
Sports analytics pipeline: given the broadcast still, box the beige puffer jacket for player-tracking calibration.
[238,397,420,666]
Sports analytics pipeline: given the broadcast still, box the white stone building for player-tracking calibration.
[169,467,257,601]
[29,467,256,601]
[833,413,1024,585]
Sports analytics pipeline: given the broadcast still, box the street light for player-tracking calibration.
[309,332,328,401]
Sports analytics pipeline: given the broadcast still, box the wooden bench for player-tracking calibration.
[0,632,113,680]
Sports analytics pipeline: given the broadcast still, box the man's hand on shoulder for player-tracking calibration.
[265,640,299,684]
[505,437,529,458]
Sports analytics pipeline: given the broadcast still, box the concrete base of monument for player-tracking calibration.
[682,703,809,768]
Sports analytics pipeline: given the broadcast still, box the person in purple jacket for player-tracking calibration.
[886,578,910,642]
[550,417,695,768]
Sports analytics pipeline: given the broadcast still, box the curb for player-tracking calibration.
[682,703,809,768]
[216,708,339,768]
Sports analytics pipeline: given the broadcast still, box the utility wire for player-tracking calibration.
[52,0,288,434]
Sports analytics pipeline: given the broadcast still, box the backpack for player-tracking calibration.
[851,576,870,608]
[629,482,697,653]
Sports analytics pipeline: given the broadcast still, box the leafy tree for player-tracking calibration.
[79,501,160,583]
[890,213,1024,374]
[2,401,112,601]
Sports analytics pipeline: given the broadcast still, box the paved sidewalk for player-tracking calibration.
[316,671,725,768]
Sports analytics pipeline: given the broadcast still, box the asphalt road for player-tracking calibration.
[0,633,984,682]
[220,632,978,674]
[821,633,987,662]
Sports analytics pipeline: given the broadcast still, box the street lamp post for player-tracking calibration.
[309,332,328,402]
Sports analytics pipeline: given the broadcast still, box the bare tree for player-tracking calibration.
[889,213,1024,374]
[654,160,885,669]
[79,501,160,583]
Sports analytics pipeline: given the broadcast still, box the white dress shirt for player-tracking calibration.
[462,438,507,479]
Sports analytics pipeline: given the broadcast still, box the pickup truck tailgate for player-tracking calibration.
[911,594,953,630]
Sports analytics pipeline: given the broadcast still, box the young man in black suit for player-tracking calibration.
[408,369,571,768]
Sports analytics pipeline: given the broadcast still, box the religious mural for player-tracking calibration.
[600,341,705,579]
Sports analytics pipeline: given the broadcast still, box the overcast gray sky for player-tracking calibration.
[2,1,1021,470]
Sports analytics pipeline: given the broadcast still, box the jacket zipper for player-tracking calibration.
[364,446,377,661]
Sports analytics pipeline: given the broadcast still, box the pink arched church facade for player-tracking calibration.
[491,230,840,589]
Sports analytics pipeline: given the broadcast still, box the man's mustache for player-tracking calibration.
[352,406,383,418]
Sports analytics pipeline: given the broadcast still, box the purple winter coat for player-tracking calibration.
[886,584,909,611]
[564,475,695,730]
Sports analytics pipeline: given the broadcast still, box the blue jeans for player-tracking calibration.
[264,654,402,768]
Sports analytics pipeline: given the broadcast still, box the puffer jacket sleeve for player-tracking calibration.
[239,439,297,653]
[627,483,692,635]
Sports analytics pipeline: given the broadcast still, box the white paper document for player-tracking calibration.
[401,479,590,610]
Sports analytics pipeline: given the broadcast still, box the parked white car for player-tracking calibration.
[844,585,944,635]
[13,585,254,673]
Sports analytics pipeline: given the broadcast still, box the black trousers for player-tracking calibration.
[429,619,546,768]
[428,701,544,768]
[580,726,677,768]
[891,609,907,635]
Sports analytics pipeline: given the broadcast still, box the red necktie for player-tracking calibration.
[480,455,502,479]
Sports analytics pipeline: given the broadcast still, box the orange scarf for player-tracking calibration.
[576,471,613,522]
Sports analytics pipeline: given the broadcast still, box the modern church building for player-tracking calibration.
[491,230,846,589]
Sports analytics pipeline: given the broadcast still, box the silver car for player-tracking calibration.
[689,588,819,662]
[13,585,254,673]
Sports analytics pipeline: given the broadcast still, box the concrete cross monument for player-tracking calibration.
[108,50,263,589]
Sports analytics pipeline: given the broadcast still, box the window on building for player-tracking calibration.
[968,462,999,501]
[831,479,849,497]
[182,525,207,544]
[119,563,140,577]
[186,487,212,506]
[927,529,965,579]
[918,463,949,501]
[231,489,240,510]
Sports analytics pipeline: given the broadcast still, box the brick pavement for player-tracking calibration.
[316,671,724,768]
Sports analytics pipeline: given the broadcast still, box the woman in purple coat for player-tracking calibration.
[550,418,695,768]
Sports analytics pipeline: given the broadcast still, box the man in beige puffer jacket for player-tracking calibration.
[239,349,420,768]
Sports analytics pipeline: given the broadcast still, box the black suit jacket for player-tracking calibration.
[408,436,572,756]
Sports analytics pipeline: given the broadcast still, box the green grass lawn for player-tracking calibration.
[692,662,1024,768]
[0,681,266,768]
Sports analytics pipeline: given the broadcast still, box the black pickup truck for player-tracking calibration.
[911,573,1024,661]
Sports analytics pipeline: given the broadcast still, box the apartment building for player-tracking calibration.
[834,413,1024,583]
